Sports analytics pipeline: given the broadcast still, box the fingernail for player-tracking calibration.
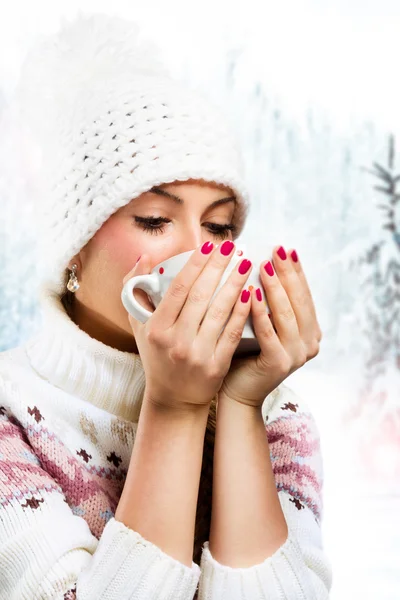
[291,249,298,263]
[238,259,252,275]
[264,261,274,276]
[201,241,214,254]
[256,288,262,301]
[220,240,234,256]
[241,289,250,303]
[277,246,287,260]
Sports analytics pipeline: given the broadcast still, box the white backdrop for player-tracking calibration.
[1,1,400,598]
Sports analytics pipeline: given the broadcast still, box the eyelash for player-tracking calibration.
[134,216,237,239]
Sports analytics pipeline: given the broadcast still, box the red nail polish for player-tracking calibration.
[264,261,274,276]
[291,250,298,263]
[256,288,262,301]
[220,240,234,255]
[201,241,214,254]
[238,259,252,275]
[277,246,287,260]
[241,289,250,303]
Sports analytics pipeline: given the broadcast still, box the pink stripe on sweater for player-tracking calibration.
[266,412,323,521]
[0,411,122,539]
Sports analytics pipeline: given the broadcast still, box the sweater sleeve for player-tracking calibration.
[0,392,200,599]
[197,387,333,600]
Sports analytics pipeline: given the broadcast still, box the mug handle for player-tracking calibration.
[121,273,161,324]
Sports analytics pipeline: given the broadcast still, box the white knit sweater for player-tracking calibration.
[0,286,332,599]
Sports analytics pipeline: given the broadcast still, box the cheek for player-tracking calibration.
[85,216,170,291]
[87,219,141,283]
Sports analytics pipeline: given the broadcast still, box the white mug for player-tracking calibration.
[121,241,275,357]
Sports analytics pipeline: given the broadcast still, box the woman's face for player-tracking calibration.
[68,179,237,353]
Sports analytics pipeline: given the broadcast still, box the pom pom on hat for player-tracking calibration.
[14,11,168,147]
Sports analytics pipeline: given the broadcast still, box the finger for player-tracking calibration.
[214,286,253,363]
[248,285,283,358]
[150,241,219,331]
[260,248,301,355]
[122,254,155,331]
[122,254,143,286]
[178,241,247,341]
[287,248,322,342]
[196,255,253,344]
[272,245,321,345]
[122,255,154,312]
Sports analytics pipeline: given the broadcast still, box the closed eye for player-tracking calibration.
[134,216,237,239]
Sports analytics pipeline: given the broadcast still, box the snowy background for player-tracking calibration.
[1,1,400,598]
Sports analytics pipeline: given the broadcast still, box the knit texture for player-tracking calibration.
[0,286,332,599]
[12,12,250,297]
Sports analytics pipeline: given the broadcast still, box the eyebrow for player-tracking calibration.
[149,186,237,210]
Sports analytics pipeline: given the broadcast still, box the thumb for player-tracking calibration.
[123,254,155,315]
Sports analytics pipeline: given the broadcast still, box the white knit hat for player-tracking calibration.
[13,12,250,297]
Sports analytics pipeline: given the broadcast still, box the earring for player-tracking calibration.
[67,263,80,292]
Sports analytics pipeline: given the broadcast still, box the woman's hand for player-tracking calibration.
[122,240,254,413]
[218,245,322,409]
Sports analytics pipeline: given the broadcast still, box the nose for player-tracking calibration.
[176,223,213,255]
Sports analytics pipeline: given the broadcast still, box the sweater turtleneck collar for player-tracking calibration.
[24,284,147,423]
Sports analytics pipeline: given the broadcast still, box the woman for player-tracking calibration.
[0,12,332,600]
